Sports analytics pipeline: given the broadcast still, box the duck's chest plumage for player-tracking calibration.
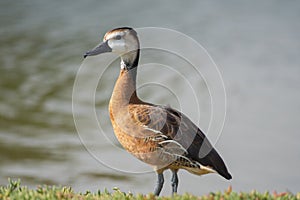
[109,100,173,167]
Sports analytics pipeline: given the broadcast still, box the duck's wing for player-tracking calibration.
[128,103,232,180]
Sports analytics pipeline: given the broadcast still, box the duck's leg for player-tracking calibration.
[171,169,178,194]
[153,172,164,196]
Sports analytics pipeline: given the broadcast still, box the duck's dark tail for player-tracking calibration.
[205,148,232,180]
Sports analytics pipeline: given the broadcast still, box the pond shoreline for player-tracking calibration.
[1,179,299,200]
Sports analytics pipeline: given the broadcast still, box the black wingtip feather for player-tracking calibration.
[221,171,232,180]
[206,148,232,180]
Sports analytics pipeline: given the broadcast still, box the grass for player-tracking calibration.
[0,179,299,200]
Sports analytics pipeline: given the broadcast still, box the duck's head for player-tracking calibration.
[84,27,140,68]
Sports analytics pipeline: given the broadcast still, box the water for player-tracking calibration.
[1,0,300,195]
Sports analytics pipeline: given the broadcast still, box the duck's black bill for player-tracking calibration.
[84,41,112,58]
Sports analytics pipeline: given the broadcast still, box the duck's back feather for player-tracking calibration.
[128,103,232,180]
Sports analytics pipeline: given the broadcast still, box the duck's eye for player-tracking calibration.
[115,35,122,40]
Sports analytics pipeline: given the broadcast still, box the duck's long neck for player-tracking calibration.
[110,50,141,107]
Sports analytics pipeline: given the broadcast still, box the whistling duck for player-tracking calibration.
[84,27,232,196]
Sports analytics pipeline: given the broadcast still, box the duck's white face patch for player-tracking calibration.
[104,30,139,55]
[107,34,126,53]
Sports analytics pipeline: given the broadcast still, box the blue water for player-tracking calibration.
[0,0,299,195]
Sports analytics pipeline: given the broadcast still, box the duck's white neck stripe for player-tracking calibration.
[121,60,127,70]
[120,50,139,70]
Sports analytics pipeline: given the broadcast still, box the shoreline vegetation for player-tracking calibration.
[0,179,299,200]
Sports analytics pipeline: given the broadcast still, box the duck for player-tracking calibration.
[84,27,232,196]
